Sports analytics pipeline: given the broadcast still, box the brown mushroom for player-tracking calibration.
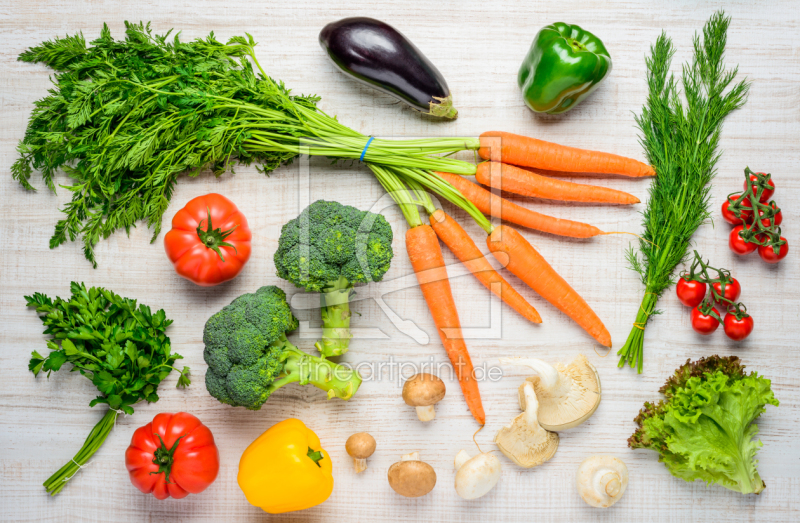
[402,373,446,422]
[345,432,376,473]
[387,452,437,497]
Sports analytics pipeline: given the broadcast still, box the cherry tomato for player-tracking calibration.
[723,313,754,341]
[676,278,707,307]
[691,306,720,335]
[745,172,775,202]
[721,194,752,225]
[729,225,757,255]
[757,237,789,264]
[757,202,782,228]
[712,278,741,303]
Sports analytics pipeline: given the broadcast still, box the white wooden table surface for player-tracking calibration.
[2,1,799,521]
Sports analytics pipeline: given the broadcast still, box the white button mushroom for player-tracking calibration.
[494,381,559,468]
[402,373,446,422]
[500,354,601,431]
[387,452,437,497]
[576,455,628,508]
[453,449,501,499]
[345,432,376,473]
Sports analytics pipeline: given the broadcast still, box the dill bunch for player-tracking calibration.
[618,11,749,373]
[13,22,479,266]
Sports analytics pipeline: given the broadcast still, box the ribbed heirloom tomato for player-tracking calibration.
[164,193,251,286]
[125,412,219,500]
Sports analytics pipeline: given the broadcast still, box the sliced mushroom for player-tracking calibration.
[453,449,501,499]
[345,432,376,473]
[494,381,559,468]
[500,354,601,431]
[388,452,437,497]
[402,373,446,422]
[576,455,628,508]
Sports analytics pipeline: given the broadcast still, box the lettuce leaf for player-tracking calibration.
[630,356,778,494]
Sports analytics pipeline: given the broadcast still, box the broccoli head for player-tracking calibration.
[275,200,393,357]
[203,286,362,409]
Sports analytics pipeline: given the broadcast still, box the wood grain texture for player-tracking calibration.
[1,0,799,521]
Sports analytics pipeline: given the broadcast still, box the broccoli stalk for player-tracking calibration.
[275,200,393,358]
[203,286,361,409]
[317,275,353,357]
[267,333,359,400]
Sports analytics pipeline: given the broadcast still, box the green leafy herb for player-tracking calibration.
[630,356,778,494]
[14,22,479,266]
[619,11,750,372]
[25,282,189,495]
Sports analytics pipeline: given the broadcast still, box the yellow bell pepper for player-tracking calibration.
[238,418,333,514]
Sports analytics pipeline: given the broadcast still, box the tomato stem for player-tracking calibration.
[196,207,239,261]
[150,433,187,484]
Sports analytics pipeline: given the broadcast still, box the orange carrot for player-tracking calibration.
[406,225,485,425]
[478,131,655,177]
[476,162,640,205]
[429,209,542,324]
[486,225,611,347]
[435,171,605,238]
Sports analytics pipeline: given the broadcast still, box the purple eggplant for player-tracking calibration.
[319,17,457,119]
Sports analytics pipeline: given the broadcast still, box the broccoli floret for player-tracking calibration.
[203,286,362,409]
[275,200,393,357]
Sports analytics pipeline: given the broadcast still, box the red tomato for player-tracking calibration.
[757,203,782,228]
[721,194,752,225]
[729,226,757,255]
[723,313,754,341]
[758,238,789,264]
[691,306,720,335]
[125,412,219,500]
[745,173,775,202]
[712,278,741,303]
[164,194,251,286]
[676,278,707,307]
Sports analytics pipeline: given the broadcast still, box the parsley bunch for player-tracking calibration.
[26,282,190,495]
[14,22,479,266]
[619,12,749,372]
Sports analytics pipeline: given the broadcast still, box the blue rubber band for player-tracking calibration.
[359,136,375,162]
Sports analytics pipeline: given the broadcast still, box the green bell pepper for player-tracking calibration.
[518,23,612,114]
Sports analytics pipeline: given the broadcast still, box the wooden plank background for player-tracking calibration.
[1,1,798,521]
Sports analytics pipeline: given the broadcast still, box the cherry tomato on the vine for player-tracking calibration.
[712,278,741,303]
[757,238,789,264]
[745,173,775,202]
[723,313,754,341]
[676,278,707,308]
[757,202,782,228]
[729,225,757,255]
[721,194,752,225]
[691,306,720,335]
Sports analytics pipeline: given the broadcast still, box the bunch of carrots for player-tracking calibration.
[369,131,654,425]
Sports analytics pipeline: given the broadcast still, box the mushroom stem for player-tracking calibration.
[454,449,471,470]
[500,357,561,389]
[401,452,419,461]
[601,472,621,497]
[415,405,436,422]
[354,458,368,473]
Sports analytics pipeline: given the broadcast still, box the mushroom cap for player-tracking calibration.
[388,459,437,497]
[454,452,501,500]
[523,354,601,431]
[402,373,446,407]
[576,455,628,508]
[346,432,376,460]
[495,382,559,468]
